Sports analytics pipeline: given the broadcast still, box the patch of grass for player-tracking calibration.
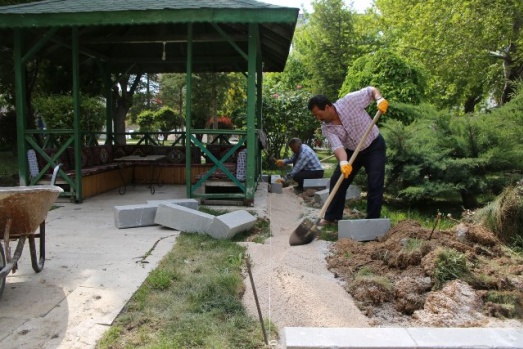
[199,206,229,216]
[404,238,424,252]
[232,216,271,243]
[317,223,338,241]
[433,247,470,289]
[347,198,457,230]
[97,233,274,349]
[484,290,523,319]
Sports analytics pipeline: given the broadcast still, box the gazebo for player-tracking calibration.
[0,0,298,203]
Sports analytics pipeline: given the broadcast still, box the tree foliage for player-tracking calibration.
[376,0,523,111]
[261,87,315,160]
[294,0,359,98]
[340,49,427,123]
[32,95,105,145]
[381,88,523,208]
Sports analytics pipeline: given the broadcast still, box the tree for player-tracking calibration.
[155,106,183,141]
[112,74,143,144]
[294,0,359,98]
[32,95,105,144]
[262,87,315,161]
[381,90,523,208]
[376,0,523,112]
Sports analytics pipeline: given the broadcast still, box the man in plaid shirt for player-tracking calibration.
[275,138,324,191]
[307,86,389,223]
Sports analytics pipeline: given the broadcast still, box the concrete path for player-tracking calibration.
[0,185,187,349]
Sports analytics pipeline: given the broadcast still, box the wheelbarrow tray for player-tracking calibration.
[0,185,63,297]
[0,185,63,239]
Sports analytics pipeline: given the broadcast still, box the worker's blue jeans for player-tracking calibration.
[324,134,386,220]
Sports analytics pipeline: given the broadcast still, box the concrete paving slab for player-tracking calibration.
[270,174,282,183]
[114,199,200,229]
[270,182,283,194]
[314,185,361,205]
[284,327,416,348]
[207,210,257,239]
[338,218,390,241]
[154,203,214,234]
[146,198,199,210]
[284,327,523,349]
[407,327,523,348]
[303,178,329,190]
[113,203,158,228]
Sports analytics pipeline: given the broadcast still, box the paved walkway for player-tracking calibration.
[0,185,199,349]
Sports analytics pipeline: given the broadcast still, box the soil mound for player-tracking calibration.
[326,219,523,327]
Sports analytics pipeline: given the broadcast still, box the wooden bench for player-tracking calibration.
[31,144,207,200]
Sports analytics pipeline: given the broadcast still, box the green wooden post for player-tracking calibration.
[185,23,193,198]
[72,28,82,202]
[256,44,263,181]
[97,61,113,144]
[245,24,259,200]
[14,29,28,186]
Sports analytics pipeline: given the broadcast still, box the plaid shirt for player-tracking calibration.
[321,87,379,151]
[283,144,322,179]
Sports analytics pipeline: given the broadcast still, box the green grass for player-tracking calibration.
[96,233,275,349]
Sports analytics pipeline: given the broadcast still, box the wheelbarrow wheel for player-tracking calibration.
[0,242,5,297]
[28,221,46,273]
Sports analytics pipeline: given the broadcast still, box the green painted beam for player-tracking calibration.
[0,9,298,28]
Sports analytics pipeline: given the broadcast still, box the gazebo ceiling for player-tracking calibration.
[0,0,299,73]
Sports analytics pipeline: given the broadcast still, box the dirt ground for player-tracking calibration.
[326,218,523,328]
[242,185,523,342]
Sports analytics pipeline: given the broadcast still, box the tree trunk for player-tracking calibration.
[112,74,143,144]
[460,189,478,209]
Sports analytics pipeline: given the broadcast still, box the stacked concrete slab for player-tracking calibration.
[114,198,256,239]
[154,203,257,239]
[114,199,198,229]
[154,203,214,234]
[207,210,257,239]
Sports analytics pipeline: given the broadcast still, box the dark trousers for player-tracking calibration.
[325,134,386,220]
[292,170,324,189]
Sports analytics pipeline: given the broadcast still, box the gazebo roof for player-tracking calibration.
[0,0,299,73]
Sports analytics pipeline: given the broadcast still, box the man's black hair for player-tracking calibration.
[308,95,333,111]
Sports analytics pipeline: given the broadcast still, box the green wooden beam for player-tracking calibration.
[0,9,298,28]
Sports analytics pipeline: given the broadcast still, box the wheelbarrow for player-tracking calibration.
[0,185,63,297]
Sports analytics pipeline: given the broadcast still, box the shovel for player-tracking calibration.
[289,110,384,246]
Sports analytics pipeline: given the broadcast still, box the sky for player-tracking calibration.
[261,0,373,13]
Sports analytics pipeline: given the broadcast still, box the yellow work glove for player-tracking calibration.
[377,97,389,114]
[275,178,285,184]
[340,160,352,179]
[276,159,285,167]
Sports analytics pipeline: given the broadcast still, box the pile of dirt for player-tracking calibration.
[325,219,523,327]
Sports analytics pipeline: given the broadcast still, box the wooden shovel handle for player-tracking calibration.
[318,110,384,219]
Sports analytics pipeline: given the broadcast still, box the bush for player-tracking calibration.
[474,181,523,245]
[33,95,105,139]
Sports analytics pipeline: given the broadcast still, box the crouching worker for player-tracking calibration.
[275,138,324,191]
